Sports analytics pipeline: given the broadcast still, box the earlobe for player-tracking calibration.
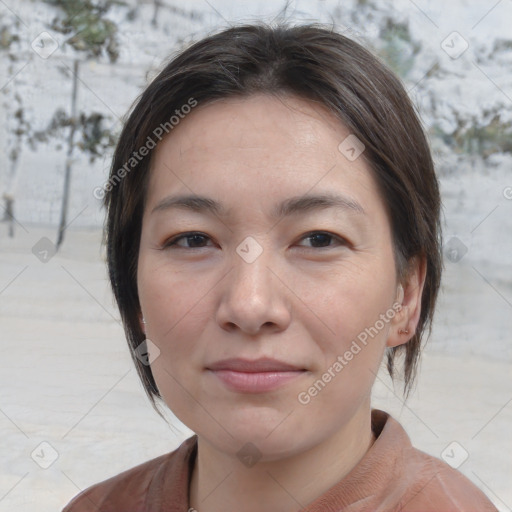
[387,255,427,348]
[387,303,410,348]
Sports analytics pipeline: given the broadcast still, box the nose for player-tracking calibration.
[215,249,292,336]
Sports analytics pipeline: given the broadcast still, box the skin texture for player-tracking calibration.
[137,94,426,512]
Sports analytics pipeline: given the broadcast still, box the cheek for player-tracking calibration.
[140,267,214,427]
[137,259,214,376]
[295,263,394,412]
[138,256,212,333]
[296,276,392,417]
[147,301,229,444]
[298,259,395,346]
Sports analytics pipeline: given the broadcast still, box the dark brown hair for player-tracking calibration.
[104,22,442,408]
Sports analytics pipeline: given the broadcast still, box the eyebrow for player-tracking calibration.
[151,192,366,218]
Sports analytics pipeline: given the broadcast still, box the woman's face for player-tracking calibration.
[137,94,404,458]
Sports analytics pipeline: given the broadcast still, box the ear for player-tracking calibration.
[387,255,427,348]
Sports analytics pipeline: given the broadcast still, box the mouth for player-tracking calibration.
[206,358,308,393]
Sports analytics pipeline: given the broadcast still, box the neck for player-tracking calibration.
[189,407,375,512]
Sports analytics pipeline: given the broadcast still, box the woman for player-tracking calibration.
[63,23,497,511]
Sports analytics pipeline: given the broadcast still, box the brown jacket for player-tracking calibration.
[62,409,497,511]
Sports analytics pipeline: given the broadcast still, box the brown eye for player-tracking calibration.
[297,231,346,248]
[163,232,212,249]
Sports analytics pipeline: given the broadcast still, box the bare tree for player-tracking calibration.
[56,59,79,248]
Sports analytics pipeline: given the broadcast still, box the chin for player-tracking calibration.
[193,408,319,461]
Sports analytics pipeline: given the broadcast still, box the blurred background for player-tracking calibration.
[0,0,511,510]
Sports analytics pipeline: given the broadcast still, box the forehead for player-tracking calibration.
[146,94,387,224]
[152,94,349,172]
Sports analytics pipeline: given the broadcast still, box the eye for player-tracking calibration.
[162,232,213,249]
[161,230,347,250]
[296,231,347,249]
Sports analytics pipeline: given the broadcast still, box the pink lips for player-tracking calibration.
[207,358,306,393]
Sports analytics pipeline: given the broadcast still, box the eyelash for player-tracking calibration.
[161,231,348,250]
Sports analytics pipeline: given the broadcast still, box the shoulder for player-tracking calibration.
[62,435,197,512]
[399,446,498,511]
[374,411,497,511]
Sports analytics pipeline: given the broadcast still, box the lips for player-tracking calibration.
[207,358,307,393]
[207,357,304,372]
